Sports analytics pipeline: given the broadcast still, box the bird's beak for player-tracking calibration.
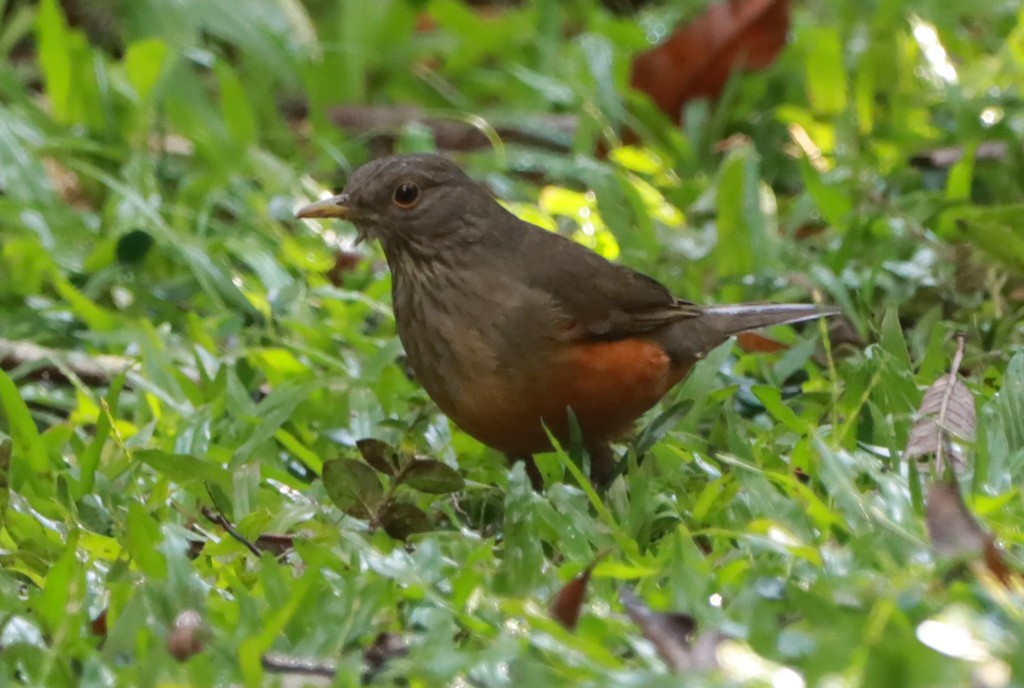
[295,193,356,220]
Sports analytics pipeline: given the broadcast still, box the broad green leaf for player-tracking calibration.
[379,501,433,540]
[322,459,384,519]
[399,459,464,494]
[357,438,400,476]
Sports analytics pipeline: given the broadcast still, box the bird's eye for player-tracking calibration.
[392,182,421,208]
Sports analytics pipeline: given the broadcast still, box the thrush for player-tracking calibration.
[298,154,836,487]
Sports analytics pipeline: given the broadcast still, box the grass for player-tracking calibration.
[1,0,1023,685]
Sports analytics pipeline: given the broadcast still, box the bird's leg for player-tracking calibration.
[586,441,618,489]
[508,454,545,491]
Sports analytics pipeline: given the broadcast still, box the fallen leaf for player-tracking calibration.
[631,0,790,121]
[926,481,1014,586]
[621,588,711,671]
[550,558,603,631]
[905,334,975,475]
[736,331,788,353]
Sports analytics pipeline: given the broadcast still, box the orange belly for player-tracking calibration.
[451,338,690,455]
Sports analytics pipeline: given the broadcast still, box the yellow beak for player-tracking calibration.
[295,193,355,220]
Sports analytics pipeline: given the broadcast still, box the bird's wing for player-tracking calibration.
[504,219,701,340]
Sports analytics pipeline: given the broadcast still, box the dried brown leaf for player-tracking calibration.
[736,331,788,353]
[905,335,975,474]
[631,0,790,121]
[621,589,714,671]
[926,481,990,558]
[551,561,598,631]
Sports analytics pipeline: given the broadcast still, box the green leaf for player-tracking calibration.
[357,438,400,476]
[715,146,775,300]
[124,37,170,101]
[36,0,71,123]
[51,275,121,332]
[215,61,258,146]
[39,544,79,635]
[753,386,811,435]
[379,501,433,540]
[800,158,852,230]
[134,449,232,490]
[0,369,50,486]
[0,433,10,529]
[126,502,167,578]
[949,205,1024,272]
[804,27,848,115]
[73,382,120,499]
[399,459,465,494]
[322,459,384,519]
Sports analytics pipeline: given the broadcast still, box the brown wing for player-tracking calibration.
[498,215,701,340]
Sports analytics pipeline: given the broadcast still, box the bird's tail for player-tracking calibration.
[699,303,838,338]
[664,303,838,361]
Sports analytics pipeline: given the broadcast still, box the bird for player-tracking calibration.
[297,153,836,488]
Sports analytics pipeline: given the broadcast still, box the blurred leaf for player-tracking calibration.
[0,369,50,485]
[124,37,171,101]
[126,502,167,578]
[803,27,848,115]
[926,480,989,557]
[115,229,155,265]
[36,0,72,124]
[631,0,790,121]
[716,145,775,299]
[621,588,708,672]
[135,449,232,489]
[215,62,257,147]
[0,433,10,528]
[52,275,121,332]
[949,205,1024,272]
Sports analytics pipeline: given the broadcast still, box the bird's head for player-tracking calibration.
[296,153,497,250]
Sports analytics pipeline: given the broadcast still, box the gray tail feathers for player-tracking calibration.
[700,303,839,339]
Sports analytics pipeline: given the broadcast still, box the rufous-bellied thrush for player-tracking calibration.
[297,154,836,488]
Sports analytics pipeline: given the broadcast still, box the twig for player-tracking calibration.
[329,105,576,152]
[0,337,135,386]
[909,140,1009,170]
[200,505,262,558]
[261,653,337,679]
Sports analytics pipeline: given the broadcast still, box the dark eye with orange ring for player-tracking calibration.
[392,182,421,208]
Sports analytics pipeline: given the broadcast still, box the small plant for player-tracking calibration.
[321,438,464,540]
